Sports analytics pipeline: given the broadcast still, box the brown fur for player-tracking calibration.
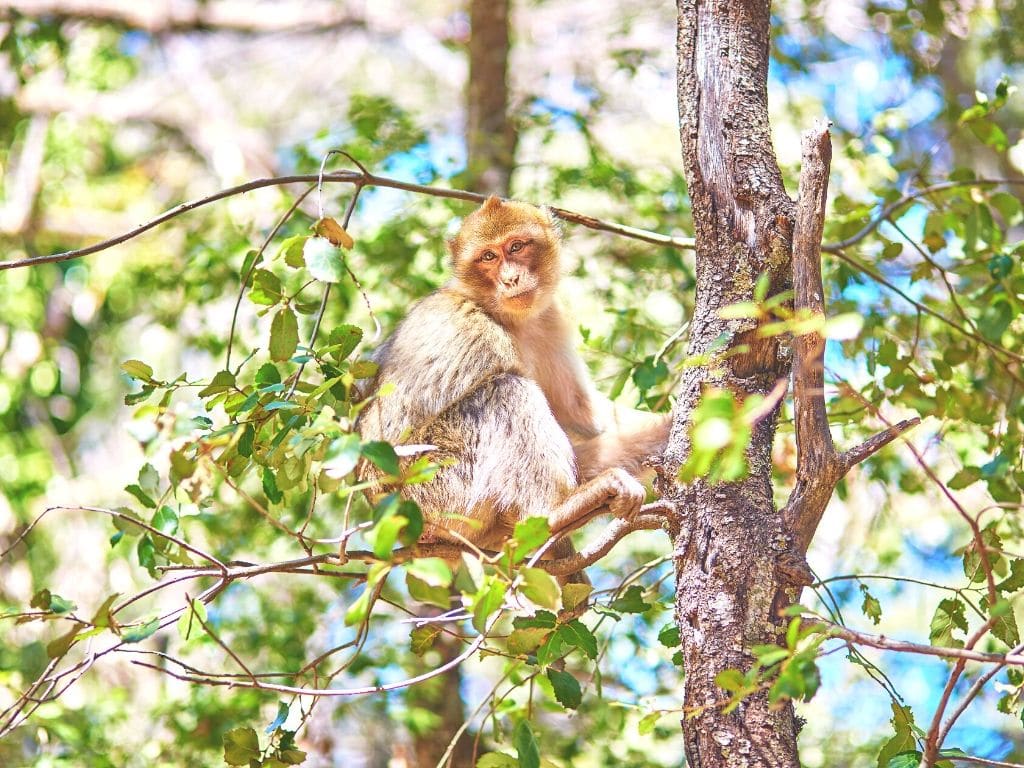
[357,197,668,563]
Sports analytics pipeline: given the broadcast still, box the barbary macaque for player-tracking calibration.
[357,196,670,562]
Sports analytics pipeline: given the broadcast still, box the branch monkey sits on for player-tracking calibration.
[357,196,671,566]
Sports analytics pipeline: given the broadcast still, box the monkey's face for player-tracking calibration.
[449,197,562,321]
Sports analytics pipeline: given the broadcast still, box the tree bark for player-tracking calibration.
[466,0,516,195]
[663,2,800,766]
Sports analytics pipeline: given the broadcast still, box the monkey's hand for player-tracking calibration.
[601,468,646,521]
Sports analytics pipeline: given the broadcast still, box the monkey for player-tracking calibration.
[356,195,671,565]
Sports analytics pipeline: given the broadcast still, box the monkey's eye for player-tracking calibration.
[481,251,498,262]
[508,241,524,253]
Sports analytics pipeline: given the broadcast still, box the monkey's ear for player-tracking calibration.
[482,195,504,212]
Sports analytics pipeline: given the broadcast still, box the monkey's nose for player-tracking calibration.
[503,275,519,288]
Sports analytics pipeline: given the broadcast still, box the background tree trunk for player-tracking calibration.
[662,2,801,765]
[465,0,517,195]
[409,3,517,766]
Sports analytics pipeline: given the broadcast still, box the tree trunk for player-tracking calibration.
[466,0,516,195]
[662,2,800,765]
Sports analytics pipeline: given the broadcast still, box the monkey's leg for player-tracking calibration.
[547,467,645,536]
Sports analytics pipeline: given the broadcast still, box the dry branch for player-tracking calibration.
[781,121,919,553]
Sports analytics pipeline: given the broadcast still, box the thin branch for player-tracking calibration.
[2,0,365,34]
[822,622,1024,666]
[938,642,1024,747]
[0,171,695,272]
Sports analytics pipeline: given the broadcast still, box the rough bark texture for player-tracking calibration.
[663,2,800,766]
[466,0,516,195]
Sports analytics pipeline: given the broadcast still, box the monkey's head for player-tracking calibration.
[448,196,562,321]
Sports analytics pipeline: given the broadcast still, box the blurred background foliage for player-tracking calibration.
[1,1,1024,766]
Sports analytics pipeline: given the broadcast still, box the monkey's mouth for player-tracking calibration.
[501,287,536,304]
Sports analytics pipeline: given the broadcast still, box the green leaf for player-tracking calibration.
[279,235,308,268]
[304,236,346,283]
[520,567,561,611]
[632,356,668,391]
[169,447,197,482]
[511,517,551,563]
[47,626,81,658]
[262,468,284,505]
[122,616,160,643]
[546,667,582,709]
[715,668,746,692]
[137,536,157,571]
[124,483,156,509]
[323,433,361,478]
[513,720,540,768]
[177,599,207,642]
[989,599,1020,647]
[877,702,917,768]
[997,559,1024,593]
[658,623,681,647]
[472,578,507,634]
[198,370,236,399]
[410,625,441,656]
[371,514,408,558]
[90,593,121,630]
[223,727,261,766]
[407,557,453,588]
[151,505,178,537]
[886,752,923,768]
[930,598,968,648]
[120,359,154,382]
[609,584,651,614]
[947,467,981,490]
[562,619,598,659]
[562,583,592,611]
[507,627,551,655]
[860,584,882,625]
[327,324,364,361]
[477,754,518,768]
[270,306,299,362]
[249,268,283,305]
[407,573,449,609]
[32,590,77,615]
[138,462,159,497]
[638,711,663,735]
[362,440,400,475]
[349,360,379,379]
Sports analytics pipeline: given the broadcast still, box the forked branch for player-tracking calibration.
[781,119,919,553]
